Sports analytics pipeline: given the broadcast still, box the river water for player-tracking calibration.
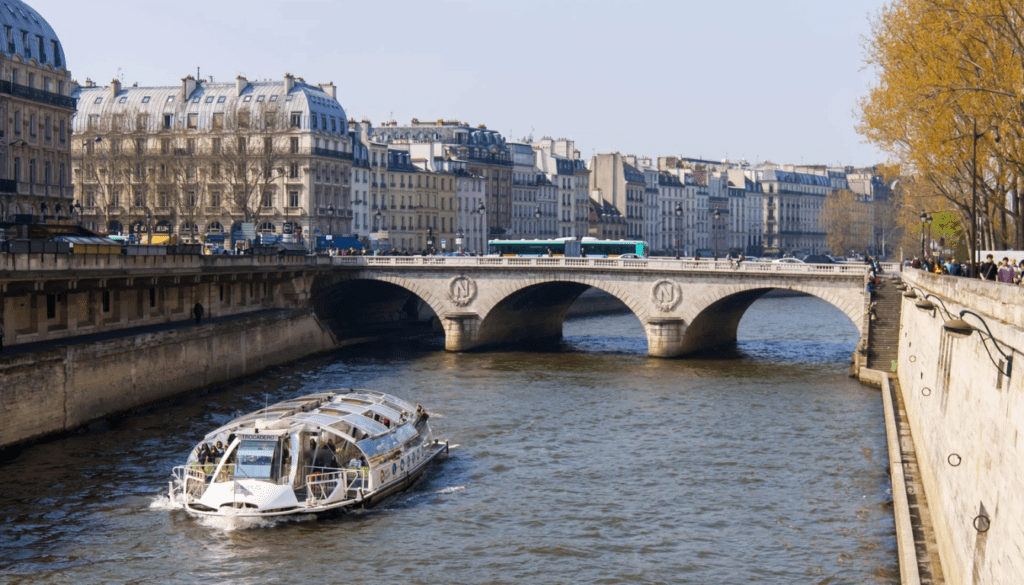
[0,295,897,584]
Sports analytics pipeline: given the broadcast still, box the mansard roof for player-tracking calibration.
[759,168,831,187]
[72,76,347,135]
[0,0,67,70]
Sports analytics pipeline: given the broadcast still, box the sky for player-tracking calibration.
[39,0,888,167]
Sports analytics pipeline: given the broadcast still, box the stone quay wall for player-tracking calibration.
[898,270,1023,584]
[0,309,336,451]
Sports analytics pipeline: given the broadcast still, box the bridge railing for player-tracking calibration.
[325,255,871,275]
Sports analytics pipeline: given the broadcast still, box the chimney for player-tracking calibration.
[110,78,121,99]
[181,75,197,101]
[236,75,248,96]
[284,73,295,93]
[318,82,336,100]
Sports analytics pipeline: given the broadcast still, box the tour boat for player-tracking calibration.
[169,389,448,518]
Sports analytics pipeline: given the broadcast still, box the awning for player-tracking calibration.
[329,237,365,249]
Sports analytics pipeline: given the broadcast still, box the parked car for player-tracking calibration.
[618,253,643,259]
[772,257,805,264]
[801,254,835,264]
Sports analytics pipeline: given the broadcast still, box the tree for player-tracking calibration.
[74,115,131,234]
[821,189,873,256]
[858,0,1024,263]
[221,103,288,224]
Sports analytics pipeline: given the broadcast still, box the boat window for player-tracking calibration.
[234,439,277,479]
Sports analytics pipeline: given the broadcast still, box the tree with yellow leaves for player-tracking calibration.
[858,0,1024,269]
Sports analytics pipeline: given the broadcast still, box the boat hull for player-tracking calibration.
[178,441,449,519]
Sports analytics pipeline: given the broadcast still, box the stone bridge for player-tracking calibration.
[312,256,872,357]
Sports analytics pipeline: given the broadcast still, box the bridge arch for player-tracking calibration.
[678,283,865,355]
[470,275,648,349]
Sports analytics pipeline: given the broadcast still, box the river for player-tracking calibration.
[0,294,897,584]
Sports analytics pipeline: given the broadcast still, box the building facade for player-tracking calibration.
[0,0,74,222]
[590,152,646,240]
[371,120,511,238]
[72,74,352,248]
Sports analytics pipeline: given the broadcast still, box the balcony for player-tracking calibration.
[284,207,304,217]
[0,80,77,109]
[312,147,353,161]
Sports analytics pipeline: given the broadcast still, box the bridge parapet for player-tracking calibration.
[329,255,872,276]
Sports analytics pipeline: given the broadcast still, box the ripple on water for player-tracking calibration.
[0,296,897,584]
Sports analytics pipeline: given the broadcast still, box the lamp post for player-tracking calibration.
[476,202,485,253]
[534,206,541,238]
[919,210,931,260]
[712,209,721,258]
[145,209,152,244]
[72,200,82,227]
[374,209,383,253]
[326,203,335,250]
[674,202,683,259]
[969,121,999,275]
[455,228,464,253]
[426,226,435,255]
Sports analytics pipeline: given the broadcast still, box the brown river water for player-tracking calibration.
[0,294,896,584]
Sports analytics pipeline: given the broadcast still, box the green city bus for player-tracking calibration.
[579,239,649,257]
[487,239,582,257]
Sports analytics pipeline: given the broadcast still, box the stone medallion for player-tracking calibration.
[448,275,478,307]
[651,279,682,312]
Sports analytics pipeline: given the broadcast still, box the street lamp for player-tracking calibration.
[969,121,999,276]
[919,210,932,260]
[476,202,485,253]
[72,200,82,227]
[455,228,464,252]
[145,209,152,244]
[712,209,721,258]
[374,209,383,253]
[674,202,683,259]
[426,226,435,255]
[326,203,335,240]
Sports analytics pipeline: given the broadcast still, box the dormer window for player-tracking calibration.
[142,96,151,103]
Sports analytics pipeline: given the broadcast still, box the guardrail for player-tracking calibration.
[0,251,873,276]
[320,256,873,275]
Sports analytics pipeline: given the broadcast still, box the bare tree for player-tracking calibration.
[221,104,288,224]
[75,114,131,234]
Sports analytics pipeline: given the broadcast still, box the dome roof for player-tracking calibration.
[0,0,67,70]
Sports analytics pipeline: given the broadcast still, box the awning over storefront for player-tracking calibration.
[327,237,365,249]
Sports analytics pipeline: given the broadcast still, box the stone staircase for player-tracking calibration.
[867,276,903,372]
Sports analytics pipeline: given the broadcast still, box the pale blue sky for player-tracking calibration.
[39,0,886,167]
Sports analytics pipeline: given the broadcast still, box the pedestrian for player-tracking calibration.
[193,302,204,323]
[979,254,998,280]
[997,257,1015,283]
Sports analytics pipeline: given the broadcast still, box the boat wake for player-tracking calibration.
[435,484,466,495]
[150,493,316,530]
[194,511,317,532]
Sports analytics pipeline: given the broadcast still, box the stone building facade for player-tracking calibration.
[72,73,351,248]
[0,0,75,222]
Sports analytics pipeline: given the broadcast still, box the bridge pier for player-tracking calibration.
[645,317,688,358]
[442,312,482,352]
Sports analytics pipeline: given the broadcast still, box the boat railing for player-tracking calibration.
[173,465,208,499]
[304,466,361,503]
